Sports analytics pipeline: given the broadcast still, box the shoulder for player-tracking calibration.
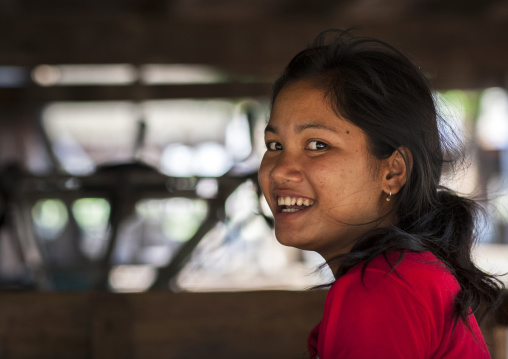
[316,251,490,358]
[326,251,454,323]
[318,251,460,358]
[338,251,460,301]
[327,251,460,329]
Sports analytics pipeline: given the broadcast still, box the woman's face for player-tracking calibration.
[258,80,391,260]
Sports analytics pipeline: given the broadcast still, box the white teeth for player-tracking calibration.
[282,208,300,213]
[277,196,315,207]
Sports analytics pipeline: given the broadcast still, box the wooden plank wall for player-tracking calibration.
[0,290,507,359]
[0,290,327,359]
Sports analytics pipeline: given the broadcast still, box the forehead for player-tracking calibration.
[268,80,350,133]
[272,80,330,114]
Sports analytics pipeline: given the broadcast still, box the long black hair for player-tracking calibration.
[272,29,503,325]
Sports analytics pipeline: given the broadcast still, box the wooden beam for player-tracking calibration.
[0,83,273,104]
[1,15,508,89]
[0,291,327,359]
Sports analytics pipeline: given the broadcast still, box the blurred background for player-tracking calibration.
[1,0,508,294]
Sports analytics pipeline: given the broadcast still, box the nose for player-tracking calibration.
[269,152,304,185]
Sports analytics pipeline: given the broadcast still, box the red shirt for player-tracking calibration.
[308,251,490,358]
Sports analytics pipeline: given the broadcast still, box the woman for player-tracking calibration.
[258,30,503,358]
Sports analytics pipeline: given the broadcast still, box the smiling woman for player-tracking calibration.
[258,30,504,358]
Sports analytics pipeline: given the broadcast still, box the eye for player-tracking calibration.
[306,140,328,150]
[266,141,283,151]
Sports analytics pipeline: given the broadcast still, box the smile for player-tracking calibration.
[277,196,315,213]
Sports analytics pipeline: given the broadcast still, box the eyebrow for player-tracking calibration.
[264,122,339,134]
[295,123,339,134]
[265,123,277,134]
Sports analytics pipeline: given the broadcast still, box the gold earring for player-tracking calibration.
[386,188,392,202]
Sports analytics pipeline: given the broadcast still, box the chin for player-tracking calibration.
[274,230,315,251]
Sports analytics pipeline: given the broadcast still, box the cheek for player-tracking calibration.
[311,160,370,206]
[309,162,344,189]
[258,156,271,194]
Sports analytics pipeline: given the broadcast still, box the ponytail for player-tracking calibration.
[420,190,503,324]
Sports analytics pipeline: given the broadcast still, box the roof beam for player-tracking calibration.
[0,83,272,104]
[0,16,507,89]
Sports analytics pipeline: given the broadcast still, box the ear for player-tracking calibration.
[382,147,412,197]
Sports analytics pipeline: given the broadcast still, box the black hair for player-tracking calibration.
[271,29,503,325]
